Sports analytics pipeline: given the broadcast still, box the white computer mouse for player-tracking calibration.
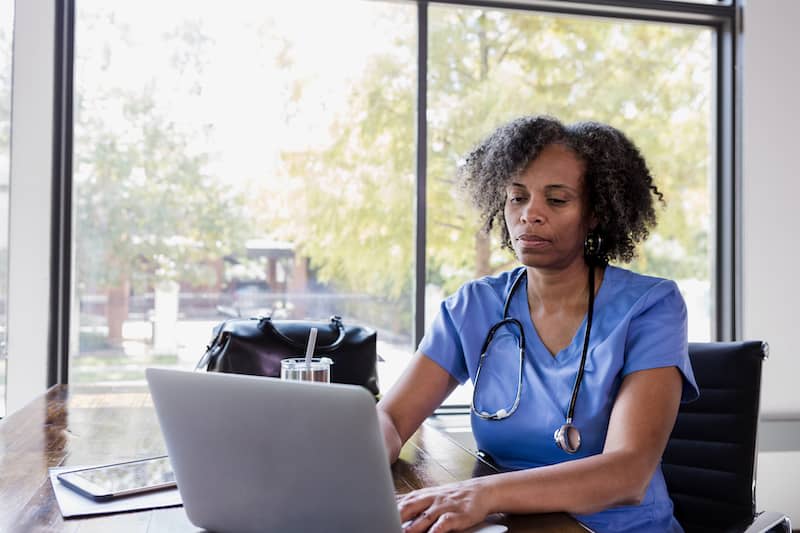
[401,519,508,533]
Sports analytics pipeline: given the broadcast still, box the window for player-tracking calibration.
[72,1,416,386]
[0,1,13,418]
[426,5,714,404]
[69,1,725,405]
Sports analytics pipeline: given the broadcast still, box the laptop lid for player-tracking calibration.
[146,368,402,533]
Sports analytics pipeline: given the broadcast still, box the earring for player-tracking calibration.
[584,231,603,259]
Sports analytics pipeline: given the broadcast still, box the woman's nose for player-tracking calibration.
[520,197,545,224]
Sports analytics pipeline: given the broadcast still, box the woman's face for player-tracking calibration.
[504,143,592,271]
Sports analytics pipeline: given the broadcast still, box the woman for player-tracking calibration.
[377,115,699,533]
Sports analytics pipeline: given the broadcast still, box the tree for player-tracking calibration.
[74,8,247,346]
[425,10,711,288]
[278,5,712,317]
[71,3,712,346]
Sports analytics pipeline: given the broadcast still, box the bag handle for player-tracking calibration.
[258,315,347,353]
[195,318,233,371]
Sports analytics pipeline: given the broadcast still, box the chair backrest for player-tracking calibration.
[662,341,767,532]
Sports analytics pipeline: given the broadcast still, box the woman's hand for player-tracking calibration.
[397,479,493,533]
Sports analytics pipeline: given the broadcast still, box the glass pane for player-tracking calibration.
[427,7,714,404]
[0,359,4,417]
[72,1,416,390]
[0,1,13,418]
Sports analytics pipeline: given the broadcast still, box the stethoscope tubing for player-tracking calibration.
[566,263,595,423]
[472,317,525,420]
[471,264,596,453]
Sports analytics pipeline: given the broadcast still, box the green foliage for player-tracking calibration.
[70,3,713,344]
[76,88,248,291]
[278,6,712,301]
[279,45,416,300]
[74,8,248,293]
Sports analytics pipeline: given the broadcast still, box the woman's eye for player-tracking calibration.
[547,198,567,206]
[508,195,527,204]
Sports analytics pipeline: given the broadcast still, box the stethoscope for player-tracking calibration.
[471,264,596,454]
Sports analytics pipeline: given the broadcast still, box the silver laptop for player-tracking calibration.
[146,368,403,533]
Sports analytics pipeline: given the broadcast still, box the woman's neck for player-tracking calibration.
[525,261,599,314]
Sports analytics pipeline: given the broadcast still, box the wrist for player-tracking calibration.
[471,474,503,512]
[387,431,402,463]
[377,409,402,463]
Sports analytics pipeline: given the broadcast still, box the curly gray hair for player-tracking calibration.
[457,115,663,264]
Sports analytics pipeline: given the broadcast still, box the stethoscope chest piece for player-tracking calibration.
[554,421,581,454]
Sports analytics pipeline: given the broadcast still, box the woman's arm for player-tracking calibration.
[399,365,682,533]
[377,352,460,463]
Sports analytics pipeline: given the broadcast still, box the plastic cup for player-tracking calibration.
[280,357,333,383]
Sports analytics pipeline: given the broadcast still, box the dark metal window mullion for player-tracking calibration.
[49,0,75,386]
[714,11,739,341]
[429,0,734,26]
[413,1,429,348]
[732,2,743,340]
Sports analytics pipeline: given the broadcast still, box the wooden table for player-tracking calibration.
[0,385,584,532]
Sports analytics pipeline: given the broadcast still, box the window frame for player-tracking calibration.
[412,0,740,347]
[49,0,741,387]
[50,0,75,387]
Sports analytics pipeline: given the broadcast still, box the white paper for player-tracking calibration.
[49,465,183,518]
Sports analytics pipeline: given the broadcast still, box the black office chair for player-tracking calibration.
[662,341,791,533]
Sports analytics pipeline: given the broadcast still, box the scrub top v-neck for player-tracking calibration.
[511,269,606,367]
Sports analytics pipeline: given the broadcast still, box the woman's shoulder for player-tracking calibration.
[605,265,677,289]
[443,267,524,311]
[603,266,683,309]
[463,266,523,295]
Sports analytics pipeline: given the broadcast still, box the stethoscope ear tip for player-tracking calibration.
[477,408,510,420]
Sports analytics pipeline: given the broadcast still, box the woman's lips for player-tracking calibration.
[517,235,551,249]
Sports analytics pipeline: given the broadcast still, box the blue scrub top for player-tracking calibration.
[418,265,699,533]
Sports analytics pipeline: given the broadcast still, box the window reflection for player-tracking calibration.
[0,1,14,417]
[72,1,416,391]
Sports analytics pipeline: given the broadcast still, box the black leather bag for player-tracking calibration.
[196,315,380,397]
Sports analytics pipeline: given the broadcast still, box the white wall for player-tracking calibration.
[743,0,800,523]
[5,0,56,414]
[742,0,800,419]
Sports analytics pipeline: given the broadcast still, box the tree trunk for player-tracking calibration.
[106,278,130,346]
[212,258,225,292]
[267,258,278,289]
[475,231,491,278]
[289,255,309,319]
[478,12,489,82]
[474,11,492,280]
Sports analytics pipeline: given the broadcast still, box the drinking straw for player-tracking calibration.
[304,328,318,372]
